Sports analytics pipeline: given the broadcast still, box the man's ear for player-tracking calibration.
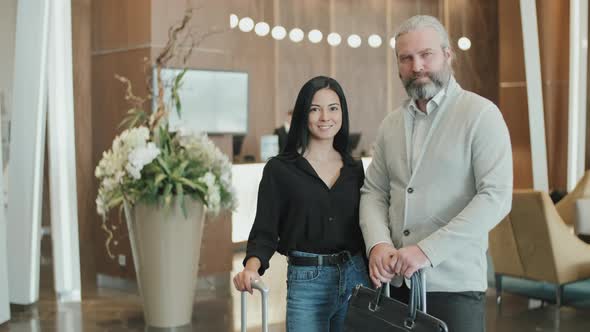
[443,47,453,65]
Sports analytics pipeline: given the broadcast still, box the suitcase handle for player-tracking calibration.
[241,279,269,332]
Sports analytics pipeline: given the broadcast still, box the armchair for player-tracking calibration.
[489,190,590,306]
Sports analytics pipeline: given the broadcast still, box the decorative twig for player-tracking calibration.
[115,74,146,109]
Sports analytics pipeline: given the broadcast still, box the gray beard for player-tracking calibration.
[402,64,452,101]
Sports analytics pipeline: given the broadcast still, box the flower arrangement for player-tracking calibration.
[94,124,235,217]
[94,10,235,257]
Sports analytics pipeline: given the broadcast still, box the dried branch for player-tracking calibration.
[115,74,146,108]
[116,6,222,132]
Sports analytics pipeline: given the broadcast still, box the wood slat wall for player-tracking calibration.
[498,0,571,190]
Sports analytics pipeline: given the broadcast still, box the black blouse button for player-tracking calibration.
[328,216,335,222]
[407,187,414,194]
[403,229,410,236]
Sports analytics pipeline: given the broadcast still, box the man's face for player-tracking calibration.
[396,27,452,101]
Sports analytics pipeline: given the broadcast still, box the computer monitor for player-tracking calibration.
[153,68,249,134]
[349,133,361,151]
[233,135,245,157]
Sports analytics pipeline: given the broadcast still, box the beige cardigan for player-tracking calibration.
[360,77,513,292]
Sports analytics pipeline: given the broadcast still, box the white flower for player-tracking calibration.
[208,184,221,213]
[168,121,188,133]
[199,171,216,188]
[126,142,161,180]
[96,195,106,216]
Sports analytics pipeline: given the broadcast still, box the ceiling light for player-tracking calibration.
[458,36,471,50]
[271,26,287,40]
[390,37,396,49]
[289,28,304,43]
[327,33,342,46]
[229,14,239,29]
[254,22,270,36]
[308,29,323,43]
[368,34,382,48]
[347,34,361,48]
[238,17,254,32]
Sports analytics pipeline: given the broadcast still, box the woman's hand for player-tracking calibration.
[233,257,262,294]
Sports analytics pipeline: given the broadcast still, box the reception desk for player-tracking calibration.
[231,158,372,243]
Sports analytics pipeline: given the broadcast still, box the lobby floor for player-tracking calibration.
[1,252,589,332]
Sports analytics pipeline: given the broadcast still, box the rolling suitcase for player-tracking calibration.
[344,270,448,331]
[240,279,269,332]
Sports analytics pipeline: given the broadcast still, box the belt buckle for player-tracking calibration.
[332,252,346,265]
[330,253,341,264]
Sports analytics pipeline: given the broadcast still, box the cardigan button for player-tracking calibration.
[407,187,414,194]
[328,216,335,222]
[403,230,410,236]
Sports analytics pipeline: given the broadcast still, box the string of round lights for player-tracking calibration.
[229,13,472,51]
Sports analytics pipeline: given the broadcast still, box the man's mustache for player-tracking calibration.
[409,73,432,83]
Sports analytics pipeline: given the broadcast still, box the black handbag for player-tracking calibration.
[344,270,448,332]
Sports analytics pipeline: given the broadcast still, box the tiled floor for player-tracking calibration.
[1,253,589,331]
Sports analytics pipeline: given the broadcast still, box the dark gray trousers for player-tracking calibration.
[389,283,486,332]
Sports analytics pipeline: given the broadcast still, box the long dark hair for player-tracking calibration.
[280,76,351,159]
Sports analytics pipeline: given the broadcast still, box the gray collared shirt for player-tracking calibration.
[404,86,447,174]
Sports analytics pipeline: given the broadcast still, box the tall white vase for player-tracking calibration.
[124,197,206,328]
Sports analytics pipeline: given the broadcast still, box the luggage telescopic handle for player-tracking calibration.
[241,279,269,332]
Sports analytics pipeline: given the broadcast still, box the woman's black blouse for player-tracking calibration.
[243,154,366,275]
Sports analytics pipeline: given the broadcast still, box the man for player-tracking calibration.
[360,15,512,332]
[274,109,293,153]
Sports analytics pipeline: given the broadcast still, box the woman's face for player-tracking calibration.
[307,88,342,142]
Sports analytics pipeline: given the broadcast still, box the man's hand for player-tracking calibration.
[368,243,398,288]
[389,245,431,278]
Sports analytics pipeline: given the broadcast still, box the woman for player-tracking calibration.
[233,76,369,331]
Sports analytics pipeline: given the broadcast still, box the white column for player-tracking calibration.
[567,0,589,190]
[47,0,81,302]
[519,0,549,191]
[7,0,49,304]
[0,105,8,322]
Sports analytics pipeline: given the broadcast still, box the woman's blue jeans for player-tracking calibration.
[286,251,370,332]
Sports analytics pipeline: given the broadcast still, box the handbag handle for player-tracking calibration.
[368,270,424,328]
[405,270,423,328]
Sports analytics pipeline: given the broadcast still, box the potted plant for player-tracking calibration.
[94,10,234,328]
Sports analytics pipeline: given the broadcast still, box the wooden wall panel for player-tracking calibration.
[447,0,499,103]
[275,0,332,131]
[91,0,151,51]
[230,0,275,161]
[499,0,571,190]
[500,86,534,188]
[332,0,389,155]
[499,0,533,189]
[538,0,570,190]
[72,0,96,291]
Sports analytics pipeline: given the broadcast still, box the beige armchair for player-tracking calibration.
[555,170,590,227]
[489,190,590,306]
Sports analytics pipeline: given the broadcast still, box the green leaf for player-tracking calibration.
[176,183,187,218]
[178,177,207,192]
[154,173,167,186]
[163,183,173,206]
[172,69,187,118]
[173,160,190,177]
[156,156,171,176]
[118,108,148,129]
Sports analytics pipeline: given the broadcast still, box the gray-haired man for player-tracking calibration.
[360,15,513,332]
